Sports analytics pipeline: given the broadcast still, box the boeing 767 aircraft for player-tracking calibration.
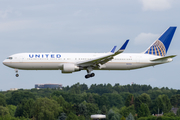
[3,27,177,79]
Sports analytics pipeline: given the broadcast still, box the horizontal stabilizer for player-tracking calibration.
[151,55,176,61]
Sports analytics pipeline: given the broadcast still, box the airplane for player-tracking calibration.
[3,26,177,79]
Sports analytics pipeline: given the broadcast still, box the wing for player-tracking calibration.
[76,40,129,68]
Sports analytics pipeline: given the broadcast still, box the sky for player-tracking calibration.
[1,0,180,91]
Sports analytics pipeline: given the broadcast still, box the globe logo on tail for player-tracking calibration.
[145,40,166,56]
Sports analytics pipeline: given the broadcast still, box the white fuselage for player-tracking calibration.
[3,53,172,71]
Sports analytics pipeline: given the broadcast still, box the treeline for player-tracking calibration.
[0,83,180,120]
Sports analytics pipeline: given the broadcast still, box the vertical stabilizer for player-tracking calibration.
[144,27,176,56]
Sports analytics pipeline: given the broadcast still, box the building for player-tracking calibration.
[171,107,179,115]
[91,114,106,120]
[8,88,18,91]
[35,84,62,89]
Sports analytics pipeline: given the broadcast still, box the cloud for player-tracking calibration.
[139,0,172,11]
[134,32,159,45]
[0,9,12,19]
[73,10,83,16]
[0,8,22,19]
[0,20,34,32]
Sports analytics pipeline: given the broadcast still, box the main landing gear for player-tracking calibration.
[15,69,19,77]
[85,67,95,79]
[85,73,95,79]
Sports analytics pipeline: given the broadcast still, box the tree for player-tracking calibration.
[104,93,123,108]
[32,97,61,120]
[0,94,6,106]
[7,105,16,117]
[152,94,171,114]
[87,94,95,103]
[119,105,135,117]
[126,113,134,120]
[66,112,78,120]
[52,95,70,114]
[176,107,180,116]
[78,102,88,117]
[170,94,180,107]
[134,96,142,112]
[0,98,6,107]
[85,102,99,116]
[78,101,99,118]
[78,115,85,120]
[53,95,66,107]
[125,94,134,107]
[99,95,109,108]
[140,93,151,107]
[164,111,175,117]
[111,116,117,120]
[7,91,35,106]
[69,83,81,94]
[162,95,172,113]
[137,103,150,118]
[135,93,151,112]
[107,109,114,120]
[63,102,72,114]
[170,95,178,107]
[101,105,107,115]
[57,113,67,120]
[0,106,9,116]
[121,116,126,120]
[80,83,88,92]
[107,109,121,120]
[15,98,35,118]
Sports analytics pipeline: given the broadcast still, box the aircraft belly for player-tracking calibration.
[103,62,158,70]
[9,62,60,70]
[104,62,132,70]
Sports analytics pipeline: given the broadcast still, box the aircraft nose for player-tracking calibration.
[3,59,8,66]
[3,60,6,65]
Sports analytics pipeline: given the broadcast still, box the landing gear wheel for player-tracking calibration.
[85,74,90,79]
[90,73,95,77]
[85,73,95,79]
[15,74,19,77]
[15,69,19,77]
[85,67,95,79]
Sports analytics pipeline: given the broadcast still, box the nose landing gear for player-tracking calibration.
[15,69,19,77]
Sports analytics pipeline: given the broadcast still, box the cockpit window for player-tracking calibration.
[7,57,13,59]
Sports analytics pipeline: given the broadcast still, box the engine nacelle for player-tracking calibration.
[61,63,80,73]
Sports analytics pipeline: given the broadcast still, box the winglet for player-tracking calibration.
[119,39,129,50]
[113,39,129,55]
[111,46,117,53]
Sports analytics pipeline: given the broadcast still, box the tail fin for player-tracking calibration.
[144,27,177,56]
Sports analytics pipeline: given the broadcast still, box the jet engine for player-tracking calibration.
[61,63,80,73]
